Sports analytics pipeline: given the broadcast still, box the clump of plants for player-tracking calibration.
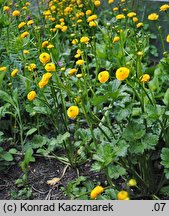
[0,0,169,200]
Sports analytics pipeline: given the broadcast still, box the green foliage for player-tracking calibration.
[161,148,169,179]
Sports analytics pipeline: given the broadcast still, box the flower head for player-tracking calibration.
[80,36,90,44]
[42,41,49,48]
[20,31,29,39]
[112,36,120,43]
[98,71,109,83]
[90,186,104,199]
[94,0,101,7]
[12,10,20,17]
[69,68,77,76]
[27,91,36,101]
[76,59,85,65]
[3,6,10,12]
[160,4,169,11]
[28,63,36,71]
[148,13,159,21]
[11,69,18,77]
[116,14,125,20]
[127,12,136,18]
[45,63,56,72]
[39,52,50,64]
[128,179,137,187]
[18,22,26,29]
[140,74,150,83]
[117,191,129,200]
[116,67,130,81]
[0,67,7,72]
[166,34,169,43]
[67,106,79,119]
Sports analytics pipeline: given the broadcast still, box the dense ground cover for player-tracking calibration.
[0,0,169,200]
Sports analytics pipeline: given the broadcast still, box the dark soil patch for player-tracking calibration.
[0,157,106,200]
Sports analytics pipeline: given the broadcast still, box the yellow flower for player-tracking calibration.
[27,91,36,101]
[116,67,130,81]
[0,67,7,71]
[112,36,120,43]
[23,50,29,55]
[98,71,109,83]
[18,22,26,29]
[74,49,83,58]
[140,74,150,83]
[166,34,169,42]
[94,0,101,7]
[20,31,29,39]
[55,24,62,29]
[11,69,18,77]
[3,6,10,11]
[45,63,56,72]
[69,68,77,76]
[148,13,159,21]
[26,2,31,6]
[86,10,92,16]
[137,51,143,56]
[90,186,104,199]
[61,26,67,32]
[108,0,114,4]
[89,21,97,27]
[28,63,36,71]
[72,39,78,45]
[133,17,138,23]
[87,14,97,22]
[67,106,79,119]
[136,22,143,28]
[42,72,52,82]
[12,10,20,16]
[128,179,137,187]
[60,18,64,22]
[76,59,85,65]
[80,36,90,44]
[38,80,48,89]
[117,191,129,200]
[50,5,56,11]
[76,74,83,78]
[42,41,49,48]
[127,12,137,18]
[113,7,118,11]
[116,14,125,20]
[39,52,50,64]
[160,4,169,11]
[47,44,54,49]
[27,20,34,26]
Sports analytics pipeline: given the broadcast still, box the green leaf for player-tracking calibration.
[160,185,169,196]
[92,92,119,106]
[129,140,145,154]
[0,90,14,105]
[56,132,70,144]
[0,71,6,89]
[20,148,35,173]
[33,106,51,115]
[9,148,17,154]
[30,135,47,149]
[141,133,159,150]
[115,140,129,157]
[163,88,169,107]
[26,128,37,137]
[108,164,126,179]
[161,148,169,168]
[123,121,145,141]
[2,152,13,161]
[93,142,116,168]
